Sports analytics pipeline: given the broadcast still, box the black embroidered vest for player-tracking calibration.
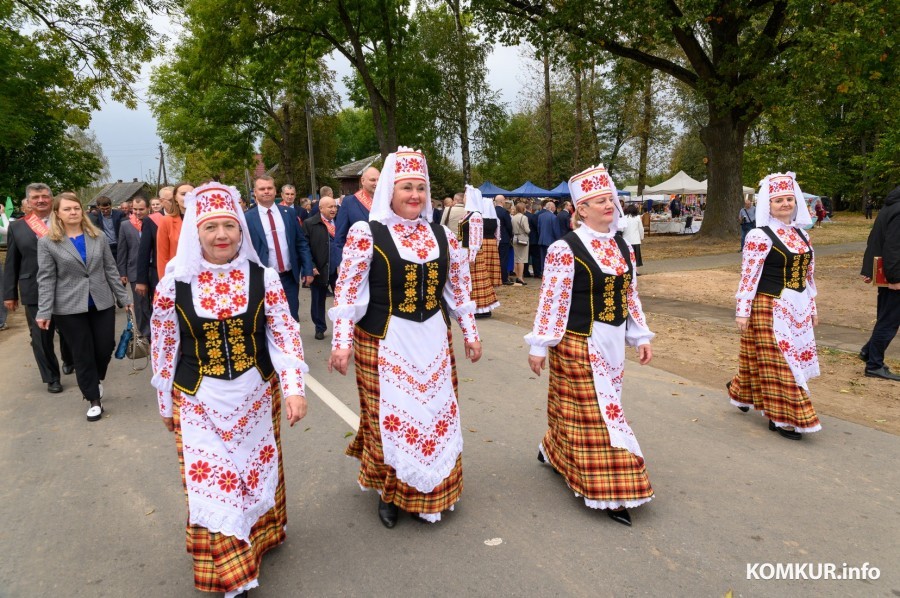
[357,221,451,339]
[756,226,813,297]
[563,232,632,334]
[173,262,274,395]
[483,218,498,239]
[458,213,473,248]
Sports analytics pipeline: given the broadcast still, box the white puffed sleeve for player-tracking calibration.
[524,241,575,357]
[735,229,772,317]
[263,267,308,398]
[150,275,179,417]
[442,228,479,343]
[328,221,374,349]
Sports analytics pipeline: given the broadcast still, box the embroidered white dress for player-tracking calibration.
[329,215,479,520]
[150,255,307,543]
[735,220,820,390]
[525,226,654,463]
[465,211,483,263]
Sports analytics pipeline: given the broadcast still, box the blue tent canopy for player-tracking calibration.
[507,180,552,198]
[478,181,512,198]
[617,189,631,196]
[547,181,570,197]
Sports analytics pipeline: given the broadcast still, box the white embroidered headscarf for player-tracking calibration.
[569,164,624,233]
[464,185,482,213]
[368,146,433,224]
[168,182,262,283]
[480,190,498,219]
[755,172,812,229]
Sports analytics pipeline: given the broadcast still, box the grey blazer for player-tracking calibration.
[37,232,131,320]
[116,220,141,281]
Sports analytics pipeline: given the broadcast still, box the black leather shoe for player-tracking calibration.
[502,281,514,286]
[858,351,868,363]
[314,330,325,340]
[769,420,802,440]
[726,381,749,411]
[607,508,632,526]
[537,450,545,463]
[62,363,75,375]
[378,499,398,529]
[47,381,63,393]
[474,312,492,319]
[516,279,527,285]
[865,366,900,381]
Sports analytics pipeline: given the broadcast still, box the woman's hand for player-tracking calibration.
[465,340,482,363]
[812,315,819,327]
[328,348,352,375]
[162,417,175,432]
[528,355,546,376]
[285,394,308,426]
[735,316,750,333]
[637,344,652,365]
[36,318,51,330]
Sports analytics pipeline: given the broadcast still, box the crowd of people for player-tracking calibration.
[2,159,898,597]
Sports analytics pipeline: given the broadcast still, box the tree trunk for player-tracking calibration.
[543,49,553,188]
[698,114,748,240]
[586,64,600,164]
[573,64,583,171]
[279,102,295,185]
[450,1,471,184]
[636,74,652,195]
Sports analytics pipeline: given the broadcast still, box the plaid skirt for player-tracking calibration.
[542,334,654,507]
[174,383,287,594]
[482,237,503,286]
[346,326,463,514]
[471,247,499,311]
[728,295,821,432]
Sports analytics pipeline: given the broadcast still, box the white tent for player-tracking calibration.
[697,179,755,195]
[643,171,705,195]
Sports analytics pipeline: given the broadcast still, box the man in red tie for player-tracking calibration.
[246,176,314,320]
[302,196,339,339]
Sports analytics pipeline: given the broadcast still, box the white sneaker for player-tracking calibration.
[98,383,104,399]
[86,404,103,422]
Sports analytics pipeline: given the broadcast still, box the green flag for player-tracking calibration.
[4,196,12,218]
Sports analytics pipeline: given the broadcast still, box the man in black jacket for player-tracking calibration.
[89,196,127,260]
[302,196,339,340]
[3,183,73,392]
[134,186,173,306]
[860,184,900,380]
[494,195,514,285]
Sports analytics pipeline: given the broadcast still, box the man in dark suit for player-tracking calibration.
[3,183,73,392]
[527,201,543,277]
[134,186,172,306]
[89,195,127,260]
[537,200,562,277]
[246,175,314,321]
[557,200,573,234]
[116,197,151,337]
[302,196,340,340]
[494,194,514,285]
[335,166,380,260]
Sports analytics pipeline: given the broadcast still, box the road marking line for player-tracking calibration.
[306,374,360,431]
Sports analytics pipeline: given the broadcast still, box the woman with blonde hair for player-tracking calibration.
[526,165,655,526]
[511,201,531,285]
[328,147,482,528]
[36,193,132,421]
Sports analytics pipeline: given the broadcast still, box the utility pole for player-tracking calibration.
[305,98,317,199]
[157,143,168,194]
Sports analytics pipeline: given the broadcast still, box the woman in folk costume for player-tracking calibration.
[467,186,500,318]
[150,183,309,597]
[727,172,821,441]
[327,147,483,528]
[526,164,654,527]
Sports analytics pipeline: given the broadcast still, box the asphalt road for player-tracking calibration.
[0,295,897,597]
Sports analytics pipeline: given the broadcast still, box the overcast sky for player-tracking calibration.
[91,29,532,182]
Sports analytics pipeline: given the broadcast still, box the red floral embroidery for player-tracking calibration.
[247,469,259,489]
[605,404,622,421]
[405,427,420,445]
[215,282,231,295]
[154,296,174,310]
[435,420,448,437]
[421,438,437,456]
[229,269,245,282]
[449,402,457,417]
[383,414,402,433]
[259,445,275,464]
[218,470,239,493]
[189,461,211,483]
[198,272,213,284]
